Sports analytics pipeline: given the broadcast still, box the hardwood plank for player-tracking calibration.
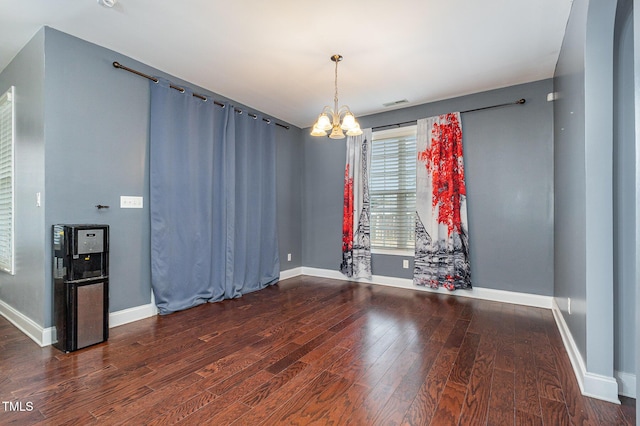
[375,395,412,425]
[544,316,598,425]
[233,366,325,425]
[620,396,637,425]
[145,390,217,425]
[88,385,155,418]
[540,397,570,426]
[116,382,213,425]
[400,346,458,425]
[92,373,204,424]
[343,322,421,387]
[385,335,444,403]
[287,375,353,424]
[514,340,541,416]
[177,400,250,425]
[443,318,471,349]
[258,370,342,425]
[233,354,341,424]
[585,396,630,425]
[265,329,336,374]
[210,370,273,401]
[343,382,395,426]
[448,331,481,386]
[515,409,543,426]
[487,368,515,426]
[241,360,308,407]
[319,382,369,425]
[355,347,420,424]
[458,333,498,425]
[430,381,467,425]
[494,331,515,373]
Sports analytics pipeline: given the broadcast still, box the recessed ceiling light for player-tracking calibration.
[97,0,117,7]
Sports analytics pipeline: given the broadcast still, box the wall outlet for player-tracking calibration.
[402,259,409,269]
[120,196,143,209]
[287,253,292,262]
[567,297,572,315]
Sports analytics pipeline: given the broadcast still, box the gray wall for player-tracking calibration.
[553,0,588,371]
[613,0,635,379]
[635,0,640,409]
[554,0,622,383]
[43,28,153,320]
[0,29,47,326]
[276,124,303,270]
[1,27,302,328]
[302,80,555,296]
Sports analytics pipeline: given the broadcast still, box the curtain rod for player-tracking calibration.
[371,98,526,132]
[112,61,291,130]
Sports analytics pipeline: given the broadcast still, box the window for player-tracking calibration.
[369,125,416,253]
[0,86,15,274]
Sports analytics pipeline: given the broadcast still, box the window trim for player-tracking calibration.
[371,247,415,257]
[0,86,15,275]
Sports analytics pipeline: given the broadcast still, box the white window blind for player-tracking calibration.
[0,86,15,274]
[370,125,416,252]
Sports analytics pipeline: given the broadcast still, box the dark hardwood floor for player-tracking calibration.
[0,276,635,425]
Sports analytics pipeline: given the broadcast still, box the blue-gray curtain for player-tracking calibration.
[150,79,279,314]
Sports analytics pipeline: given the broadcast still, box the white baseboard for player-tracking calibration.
[0,299,55,347]
[109,300,157,328]
[583,372,621,404]
[551,299,621,404]
[615,370,636,398]
[0,296,158,347]
[298,267,553,309]
[280,267,303,281]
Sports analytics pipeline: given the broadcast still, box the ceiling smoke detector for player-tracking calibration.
[97,0,117,7]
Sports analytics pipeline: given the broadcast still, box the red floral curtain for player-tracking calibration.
[340,129,372,279]
[414,113,471,290]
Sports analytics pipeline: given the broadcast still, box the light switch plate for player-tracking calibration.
[120,196,143,209]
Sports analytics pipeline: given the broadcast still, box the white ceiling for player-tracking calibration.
[0,0,573,128]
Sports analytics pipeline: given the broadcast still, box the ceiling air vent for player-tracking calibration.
[383,99,409,107]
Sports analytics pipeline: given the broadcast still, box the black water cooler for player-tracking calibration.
[53,224,109,352]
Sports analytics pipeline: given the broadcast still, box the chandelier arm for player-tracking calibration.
[321,105,334,115]
[337,105,353,117]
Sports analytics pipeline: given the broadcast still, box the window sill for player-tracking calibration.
[371,248,415,257]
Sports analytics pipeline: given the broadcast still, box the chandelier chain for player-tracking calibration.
[334,58,339,111]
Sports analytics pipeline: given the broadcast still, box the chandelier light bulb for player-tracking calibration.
[310,126,327,137]
[346,126,363,136]
[341,112,356,130]
[316,114,332,131]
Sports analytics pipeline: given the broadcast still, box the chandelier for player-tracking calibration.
[311,54,362,139]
